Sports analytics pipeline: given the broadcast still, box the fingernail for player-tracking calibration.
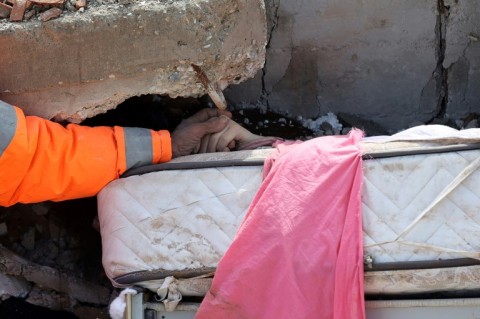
[220,115,229,123]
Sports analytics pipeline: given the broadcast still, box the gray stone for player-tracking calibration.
[0,222,7,236]
[21,227,36,251]
[0,245,111,305]
[0,0,267,122]
[0,273,31,301]
[465,118,478,129]
[26,285,74,311]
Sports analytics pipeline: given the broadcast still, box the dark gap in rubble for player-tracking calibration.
[81,95,209,132]
[0,297,78,319]
[260,0,281,108]
[429,0,449,123]
[0,197,110,319]
[82,94,314,140]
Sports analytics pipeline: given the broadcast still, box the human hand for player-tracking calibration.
[198,117,281,153]
[170,108,232,158]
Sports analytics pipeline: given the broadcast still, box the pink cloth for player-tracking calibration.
[196,130,365,319]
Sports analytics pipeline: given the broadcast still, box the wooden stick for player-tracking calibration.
[191,64,227,110]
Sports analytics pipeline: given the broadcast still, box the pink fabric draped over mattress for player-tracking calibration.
[196,130,365,319]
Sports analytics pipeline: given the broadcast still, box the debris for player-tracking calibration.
[0,1,12,18]
[465,119,478,129]
[468,33,479,42]
[39,6,62,21]
[9,0,27,22]
[23,8,35,19]
[74,0,85,9]
[26,285,74,310]
[0,273,31,300]
[0,244,111,305]
[0,222,7,236]
[337,112,389,136]
[32,203,50,216]
[303,112,343,135]
[191,64,228,110]
[21,227,35,251]
[30,0,65,5]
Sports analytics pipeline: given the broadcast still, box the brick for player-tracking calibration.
[9,0,27,21]
[0,2,12,19]
[39,6,62,21]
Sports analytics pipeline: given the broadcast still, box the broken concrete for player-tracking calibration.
[443,0,480,121]
[0,273,30,301]
[0,0,267,122]
[226,0,480,133]
[226,0,441,132]
[0,244,110,305]
[1,0,478,132]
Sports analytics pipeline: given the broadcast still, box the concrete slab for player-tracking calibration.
[0,0,267,121]
[444,0,480,121]
[268,0,439,132]
[227,0,442,133]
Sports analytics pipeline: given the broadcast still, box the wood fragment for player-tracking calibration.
[191,64,228,110]
[39,6,62,22]
[9,0,27,22]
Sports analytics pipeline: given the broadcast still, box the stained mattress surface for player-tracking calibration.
[97,126,480,284]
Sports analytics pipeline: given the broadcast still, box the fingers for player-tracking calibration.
[171,115,229,158]
[185,108,232,124]
[198,121,234,153]
[198,118,254,153]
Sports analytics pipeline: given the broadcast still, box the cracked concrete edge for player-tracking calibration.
[443,0,480,120]
[229,0,479,131]
[0,245,110,305]
[0,0,267,121]
[430,0,449,120]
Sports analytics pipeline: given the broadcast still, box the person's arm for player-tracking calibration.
[0,101,230,206]
[0,100,173,206]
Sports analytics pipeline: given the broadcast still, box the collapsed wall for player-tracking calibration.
[226,0,480,133]
[0,0,267,122]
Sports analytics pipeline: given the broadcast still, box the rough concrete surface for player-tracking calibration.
[226,0,480,133]
[0,0,267,121]
[443,0,480,120]
[0,0,478,131]
[227,0,440,132]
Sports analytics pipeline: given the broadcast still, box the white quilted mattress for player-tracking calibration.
[97,126,480,289]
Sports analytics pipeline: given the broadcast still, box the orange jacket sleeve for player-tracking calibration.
[0,100,172,206]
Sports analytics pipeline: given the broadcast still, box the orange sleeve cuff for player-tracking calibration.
[114,126,127,174]
[151,130,172,163]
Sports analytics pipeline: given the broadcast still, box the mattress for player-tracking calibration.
[97,125,480,295]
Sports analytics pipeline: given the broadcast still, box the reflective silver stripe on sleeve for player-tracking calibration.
[124,127,153,170]
[0,101,18,158]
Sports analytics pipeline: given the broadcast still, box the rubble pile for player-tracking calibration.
[0,0,86,22]
[0,199,112,318]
